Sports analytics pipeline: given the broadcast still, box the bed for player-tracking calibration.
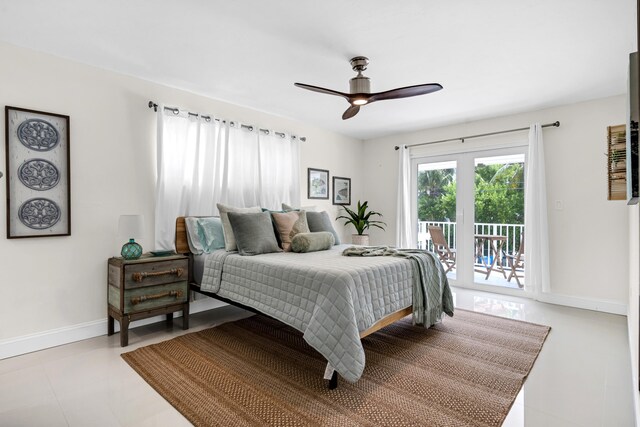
[175,216,453,387]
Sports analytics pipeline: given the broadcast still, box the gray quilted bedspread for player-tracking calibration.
[200,244,449,383]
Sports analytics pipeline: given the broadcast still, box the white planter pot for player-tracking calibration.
[352,234,370,246]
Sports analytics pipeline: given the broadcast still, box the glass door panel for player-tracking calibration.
[473,154,525,288]
[417,161,457,280]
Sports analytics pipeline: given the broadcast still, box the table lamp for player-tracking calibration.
[118,214,144,259]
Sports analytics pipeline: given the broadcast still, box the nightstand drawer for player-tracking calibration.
[123,258,188,289]
[109,281,189,314]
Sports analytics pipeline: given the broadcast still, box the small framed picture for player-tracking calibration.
[332,176,351,205]
[5,106,71,238]
[307,168,329,199]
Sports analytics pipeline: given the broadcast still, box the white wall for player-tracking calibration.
[363,96,629,308]
[629,205,640,422]
[0,41,363,345]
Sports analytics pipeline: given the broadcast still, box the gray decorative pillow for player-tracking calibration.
[306,211,341,245]
[227,211,282,256]
[217,203,262,251]
[291,232,335,253]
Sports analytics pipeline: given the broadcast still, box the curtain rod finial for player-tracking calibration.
[148,101,158,112]
[553,121,560,127]
[394,146,400,150]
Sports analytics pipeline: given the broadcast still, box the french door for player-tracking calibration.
[413,146,526,290]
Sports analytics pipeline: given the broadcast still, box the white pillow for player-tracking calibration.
[281,203,318,212]
[217,203,262,251]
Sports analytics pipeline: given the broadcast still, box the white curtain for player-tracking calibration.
[524,123,551,294]
[258,131,301,210]
[396,145,415,248]
[154,106,300,249]
[221,124,260,208]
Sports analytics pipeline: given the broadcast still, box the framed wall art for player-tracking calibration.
[332,176,351,205]
[5,106,71,238]
[307,168,329,199]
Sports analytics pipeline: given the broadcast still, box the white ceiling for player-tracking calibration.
[0,0,635,140]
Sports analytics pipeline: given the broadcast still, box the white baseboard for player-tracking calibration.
[537,292,627,316]
[452,281,627,315]
[0,298,227,360]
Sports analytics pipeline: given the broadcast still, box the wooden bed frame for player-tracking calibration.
[175,216,412,387]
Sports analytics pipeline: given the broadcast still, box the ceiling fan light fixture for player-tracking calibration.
[294,56,442,120]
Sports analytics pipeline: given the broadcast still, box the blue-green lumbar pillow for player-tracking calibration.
[184,217,204,254]
[291,232,335,253]
[197,217,225,252]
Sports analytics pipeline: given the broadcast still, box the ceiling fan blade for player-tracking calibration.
[369,83,443,103]
[294,83,350,100]
[342,105,360,120]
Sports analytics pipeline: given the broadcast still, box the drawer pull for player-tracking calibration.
[131,290,183,305]
[132,267,184,283]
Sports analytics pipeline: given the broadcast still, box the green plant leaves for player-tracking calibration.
[336,200,387,235]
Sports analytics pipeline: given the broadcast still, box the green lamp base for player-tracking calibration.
[121,239,143,260]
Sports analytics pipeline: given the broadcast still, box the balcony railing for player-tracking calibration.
[417,221,524,261]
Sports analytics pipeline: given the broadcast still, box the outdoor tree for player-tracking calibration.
[417,168,455,222]
[418,163,524,225]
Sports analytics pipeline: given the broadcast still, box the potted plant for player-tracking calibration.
[336,200,386,245]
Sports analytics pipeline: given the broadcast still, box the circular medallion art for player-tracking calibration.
[18,198,61,229]
[17,119,60,151]
[17,159,60,191]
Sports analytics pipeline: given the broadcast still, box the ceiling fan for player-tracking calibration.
[294,56,443,120]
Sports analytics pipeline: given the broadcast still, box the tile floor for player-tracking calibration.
[0,287,635,426]
[446,269,524,290]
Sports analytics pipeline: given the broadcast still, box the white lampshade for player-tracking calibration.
[118,215,144,240]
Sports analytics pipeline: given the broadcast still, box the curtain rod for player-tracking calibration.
[393,121,560,150]
[148,101,306,142]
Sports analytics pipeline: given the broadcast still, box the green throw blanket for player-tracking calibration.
[342,246,454,326]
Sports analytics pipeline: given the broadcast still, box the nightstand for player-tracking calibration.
[107,254,189,346]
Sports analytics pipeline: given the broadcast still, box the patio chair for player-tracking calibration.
[428,226,456,273]
[505,235,524,288]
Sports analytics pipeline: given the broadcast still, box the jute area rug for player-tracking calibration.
[122,309,550,427]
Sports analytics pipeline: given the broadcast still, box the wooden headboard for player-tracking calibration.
[175,217,189,254]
